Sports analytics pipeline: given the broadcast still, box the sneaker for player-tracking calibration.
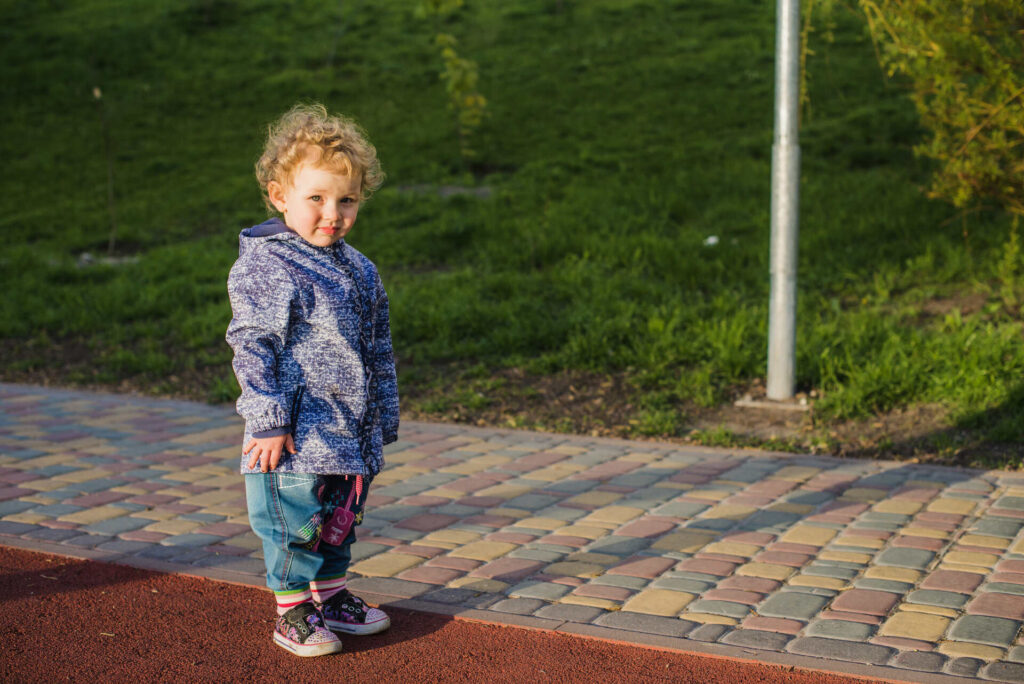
[273,602,343,657]
[320,588,391,635]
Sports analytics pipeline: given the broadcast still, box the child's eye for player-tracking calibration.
[340,197,355,204]
[309,195,322,202]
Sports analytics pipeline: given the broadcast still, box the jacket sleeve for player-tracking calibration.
[225,248,296,435]
[373,274,400,444]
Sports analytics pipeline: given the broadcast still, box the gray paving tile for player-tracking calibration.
[507,580,572,601]
[805,619,875,641]
[787,637,894,665]
[984,661,1024,683]
[489,598,546,615]
[688,623,731,642]
[891,651,946,673]
[534,603,604,623]
[160,533,227,548]
[907,589,969,609]
[82,516,152,535]
[720,629,792,651]
[948,616,1021,646]
[945,657,983,678]
[758,592,830,620]
[875,548,935,569]
[593,611,695,637]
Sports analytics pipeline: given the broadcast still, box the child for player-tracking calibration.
[226,103,399,657]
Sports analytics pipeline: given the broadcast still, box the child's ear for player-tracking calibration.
[267,181,288,213]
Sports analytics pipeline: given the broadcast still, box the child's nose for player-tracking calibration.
[322,204,339,221]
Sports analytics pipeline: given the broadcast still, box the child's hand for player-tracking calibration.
[244,433,297,472]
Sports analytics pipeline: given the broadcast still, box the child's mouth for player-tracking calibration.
[319,226,338,235]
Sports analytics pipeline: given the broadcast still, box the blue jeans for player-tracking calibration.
[245,472,370,592]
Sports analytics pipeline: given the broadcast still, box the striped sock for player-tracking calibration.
[310,575,347,604]
[274,586,313,616]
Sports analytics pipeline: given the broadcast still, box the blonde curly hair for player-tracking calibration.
[255,103,384,211]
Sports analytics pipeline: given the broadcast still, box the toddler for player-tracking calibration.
[226,103,399,657]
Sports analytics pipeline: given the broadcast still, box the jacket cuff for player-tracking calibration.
[252,425,291,439]
[382,429,398,446]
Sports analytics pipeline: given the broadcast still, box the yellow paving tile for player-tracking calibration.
[559,595,621,611]
[383,450,428,465]
[650,530,718,553]
[938,562,991,575]
[421,530,482,545]
[420,488,463,499]
[839,532,888,548]
[900,604,959,618]
[160,470,216,484]
[52,468,109,483]
[195,446,240,461]
[349,553,424,578]
[448,577,509,593]
[684,489,731,502]
[839,488,889,503]
[58,506,128,524]
[448,541,517,561]
[130,509,180,522]
[788,575,848,590]
[474,484,534,500]
[938,642,1004,660]
[110,486,149,496]
[779,525,837,547]
[565,552,620,565]
[879,612,950,642]
[441,455,512,475]
[682,613,739,625]
[564,491,624,507]
[818,550,873,564]
[943,551,999,569]
[873,500,923,515]
[553,525,610,540]
[703,505,758,520]
[959,535,1008,550]
[488,508,531,519]
[19,495,57,505]
[543,561,605,578]
[530,464,586,481]
[773,466,821,482]
[549,445,588,455]
[703,542,761,558]
[20,479,72,492]
[905,480,945,489]
[900,526,950,540]
[736,563,795,581]
[622,452,661,463]
[1009,538,1024,555]
[144,519,202,535]
[515,517,566,531]
[622,589,694,616]
[170,425,241,445]
[4,513,49,524]
[179,490,244,508]
[926,498,977,515]
[220,535,261,550]
[864,567,923,583]
[579,506,645,526]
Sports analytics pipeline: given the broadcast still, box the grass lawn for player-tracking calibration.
[1,0,1021,466]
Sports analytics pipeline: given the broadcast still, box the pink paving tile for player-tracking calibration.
[468,558,544,581]
[608,556,677,578]
[891,535,946,551]
[360,536,404,547]
[0,487,33,502]
[549,576,585,587]
[424,557,483,572]
[920,570,984,593]
[752,551,812,567]
[723,495,776,507]
[397,566,464,585]
[366,494,397,507]
[666,473,713,485]
[504,451,569,471]
[0,471,42,484]
[966,593,1024,620]
[571,461,642,481]
[741,616,804,634]
[119,530,169,543]
[406,456,461,469]
[398,495,453,507]
[990,572,1024,585]
[764,542,820,555]
[955,543,1005,554]
[456,496,508,508]
[890,486,938,501]
[997,560,1024,574]
[570,584,635,601]
[537,535,590,548]
[818,610,882,625]
[917,511,965,525]
[430,477,499,494]
[195,522,251,537]
[68,491,131,507]
[132,482,168,492]
[463,515,516,529]
[485,532,538,544]
[817,501,869,517]
[596,485,636,494]
[807,513,860,525]
[989,508,1024,519]
[694,552,747,564]
[614,519,677,538]
[718,576,781,593]
[394,514,461,532]
[911,519,958,532]
[390,545,448,559]
[840,528,892,540]
[703,589,764,605]
[721,531,776,546]
[830,590,899,616]
[125,494,179,506]
[39,520,79,530]
[673,558,738,577]
[154,503,201,514]
[870,637,935,652]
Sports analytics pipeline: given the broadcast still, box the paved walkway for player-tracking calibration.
[2,383,1024,682]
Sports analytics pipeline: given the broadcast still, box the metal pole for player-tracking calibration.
[767,0,801,400]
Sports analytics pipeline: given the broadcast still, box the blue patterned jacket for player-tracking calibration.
[226,218,399,476]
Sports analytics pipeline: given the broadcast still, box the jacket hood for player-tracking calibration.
[238,218,292,257]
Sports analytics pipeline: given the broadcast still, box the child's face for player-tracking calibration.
[268,161,361,248]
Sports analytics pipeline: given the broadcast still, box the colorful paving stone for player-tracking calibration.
[7,383,1024,680]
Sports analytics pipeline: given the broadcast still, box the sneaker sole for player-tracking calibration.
[273,631,343,657]
[326,614,391,635]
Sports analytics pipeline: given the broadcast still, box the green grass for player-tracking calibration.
[1,0,1022,462]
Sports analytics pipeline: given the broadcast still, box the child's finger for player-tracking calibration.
[243,440,256,455]
[268,447,283,471]
[285,434,296,454]
[247,447,261,470]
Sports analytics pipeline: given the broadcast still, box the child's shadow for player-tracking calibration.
[336,604,453,653]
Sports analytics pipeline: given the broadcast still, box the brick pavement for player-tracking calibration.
[3,383,1024,681]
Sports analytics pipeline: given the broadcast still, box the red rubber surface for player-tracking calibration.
[1,546,868,683]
